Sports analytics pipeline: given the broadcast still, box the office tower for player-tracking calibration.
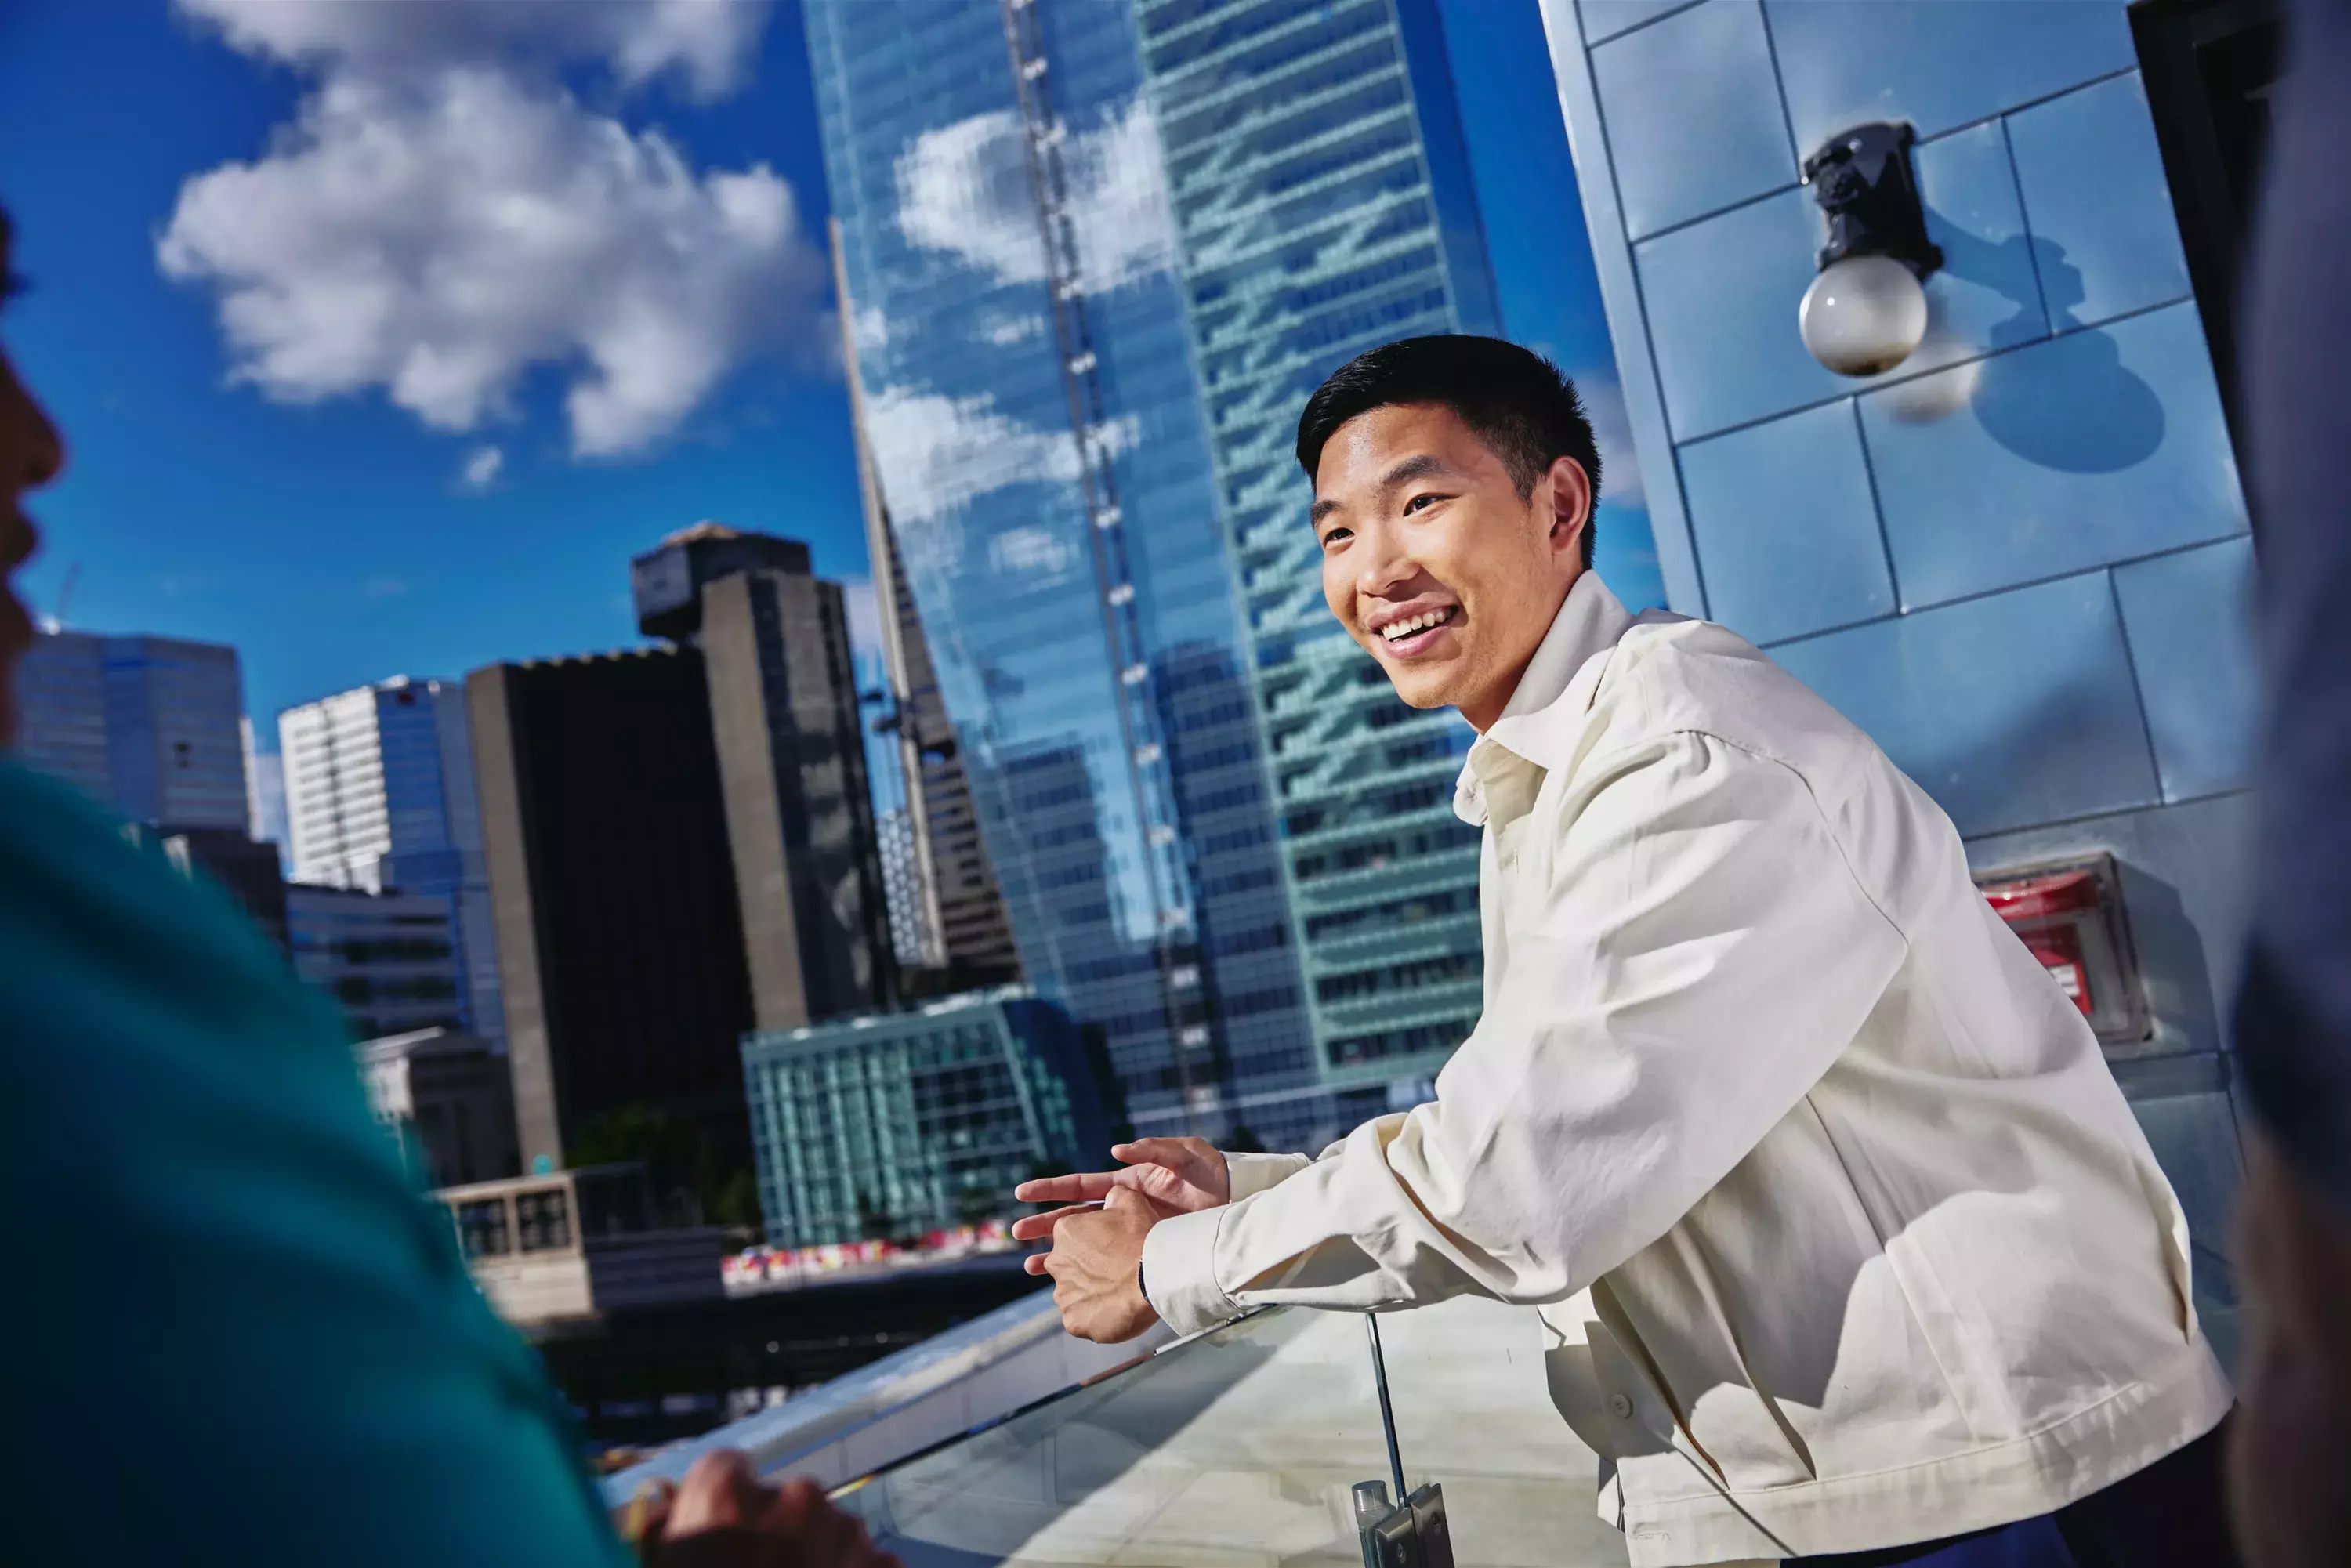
[632,523,892,1027]
[12,628,250,829]
[277,677,504,1046]
[806,0,1498,1145]
[743,987,1105,1247]
[467,647,758,1190]
[356,1028,520,1190]
[834,240,1023,987]
[285,884,465,1042]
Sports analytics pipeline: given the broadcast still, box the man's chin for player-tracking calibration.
[1384,671,1462,712]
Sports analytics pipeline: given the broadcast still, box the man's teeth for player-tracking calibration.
[1380,607,1454,643]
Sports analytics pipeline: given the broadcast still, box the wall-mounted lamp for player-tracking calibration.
[1798,122,1942,376]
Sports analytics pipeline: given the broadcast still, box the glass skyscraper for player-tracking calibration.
[279,678,504,1048]
[13,628,251,831]
[807,0,1497,1148]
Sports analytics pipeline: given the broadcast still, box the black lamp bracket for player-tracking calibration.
[1800,121,1943,278]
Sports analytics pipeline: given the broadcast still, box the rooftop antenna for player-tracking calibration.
[38,561,79,634]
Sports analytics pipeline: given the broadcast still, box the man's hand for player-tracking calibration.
[1041,1185,1161,1343]
[1011,1136,1229,1273]
[618,1450,901,1568]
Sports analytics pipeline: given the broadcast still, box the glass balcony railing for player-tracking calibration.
[820,1295,1632,1567]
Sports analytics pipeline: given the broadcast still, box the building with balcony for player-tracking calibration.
[438,1164,726,1329]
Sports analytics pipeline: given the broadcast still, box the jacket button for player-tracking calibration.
[1609,1393,1634,1419]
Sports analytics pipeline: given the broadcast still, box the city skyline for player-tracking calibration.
[0,0,1654,757]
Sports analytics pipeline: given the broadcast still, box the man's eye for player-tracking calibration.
[1403,493,1440,514]
[1320,527,1351,549]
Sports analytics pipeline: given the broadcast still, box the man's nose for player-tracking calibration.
[1354,521,1417,599]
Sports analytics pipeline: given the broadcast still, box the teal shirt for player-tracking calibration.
[0,760,629,1565]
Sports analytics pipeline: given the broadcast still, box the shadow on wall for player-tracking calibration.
[1914,225,2168,473]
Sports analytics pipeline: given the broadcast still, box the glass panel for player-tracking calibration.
[831,1298,1628,1566]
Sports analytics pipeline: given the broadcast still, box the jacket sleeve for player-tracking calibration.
[1142,730,1907,1337]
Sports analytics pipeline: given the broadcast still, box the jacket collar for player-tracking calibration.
[1453,571,1638,829]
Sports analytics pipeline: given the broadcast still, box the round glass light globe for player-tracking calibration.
[1799,255,1928,377]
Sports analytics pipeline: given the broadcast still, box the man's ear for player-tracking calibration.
[1544,456,1592,559]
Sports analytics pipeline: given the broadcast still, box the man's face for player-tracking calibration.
[1313,403,1588,731]
[1,219,65,748]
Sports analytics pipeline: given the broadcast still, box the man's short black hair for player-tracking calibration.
[1296,335,1603,568]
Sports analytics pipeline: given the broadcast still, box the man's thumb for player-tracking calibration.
[1106,1184,1147,1214]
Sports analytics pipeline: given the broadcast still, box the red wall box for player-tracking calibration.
[1974,853,2154,1048]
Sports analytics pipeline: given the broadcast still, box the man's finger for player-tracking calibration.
[1014,1171,1117,1204]
[1024,1251,1050,1275]
[667,1450,768,1536]
[1115,1137,1204,1170]
[1008,1202,1099,1242]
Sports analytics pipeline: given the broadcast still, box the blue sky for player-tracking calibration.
[0,0,1655,751]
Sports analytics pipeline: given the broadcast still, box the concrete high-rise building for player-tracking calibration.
[467,646,758,1184]
[286,883,465,1043]
[632,523,892,1027]
[12,628,249,829]
[278,677,503,1045]
[807,0,1498,1146]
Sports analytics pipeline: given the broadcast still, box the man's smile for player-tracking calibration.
[1368,601,1461,657]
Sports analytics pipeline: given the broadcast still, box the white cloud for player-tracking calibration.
[159,67,820,458]
[1573,371,1645,510]
[176,0,772,98]
[895,99,1174,295]
[989,524,1077,578]
[459,444,505,490]
[163,0,817,461]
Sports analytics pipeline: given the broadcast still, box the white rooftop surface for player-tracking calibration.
[837,1295,1655,1567]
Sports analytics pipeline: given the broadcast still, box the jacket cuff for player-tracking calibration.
[1223,1150,1313,1201]
[1140,1206,1239,1338]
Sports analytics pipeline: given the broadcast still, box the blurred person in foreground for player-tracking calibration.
[0,205,893,1568]
[2226,1,2351,1565]
[1019,335,2239,1568]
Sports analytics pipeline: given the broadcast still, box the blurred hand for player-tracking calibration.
[618,1450,900,1568]
[1042,1185,1160,1343]
[1011,1136,1230,1273]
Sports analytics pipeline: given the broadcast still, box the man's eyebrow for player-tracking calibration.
[1310,452,1464,527]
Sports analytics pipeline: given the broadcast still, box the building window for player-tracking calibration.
[454,1197,510,1258]
[516,1188,573,1253]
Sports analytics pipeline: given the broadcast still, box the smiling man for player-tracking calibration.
[1018,337,2240,1567]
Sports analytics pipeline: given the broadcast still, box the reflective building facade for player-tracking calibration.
[13,628,250,831]
[278,677,503,1047]
[743,987,1105,1246]
[807,0,1498,1147]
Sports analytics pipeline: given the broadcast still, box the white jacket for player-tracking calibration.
[1141,572,2230,1566]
